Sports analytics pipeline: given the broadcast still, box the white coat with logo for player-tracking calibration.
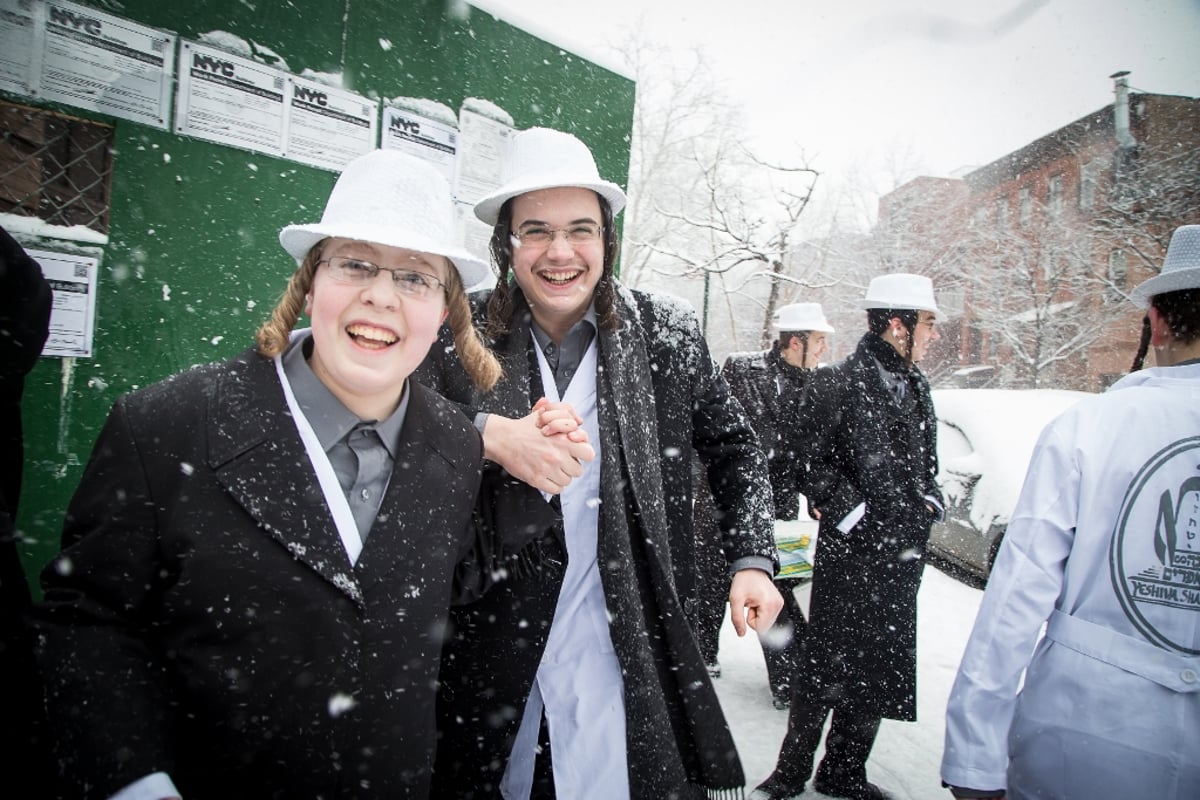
[941,362,1200,800]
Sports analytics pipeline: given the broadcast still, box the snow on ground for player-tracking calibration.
[715,556,984,799]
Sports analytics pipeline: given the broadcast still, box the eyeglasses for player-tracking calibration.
[511,223,603,247]
[320,256,446,300]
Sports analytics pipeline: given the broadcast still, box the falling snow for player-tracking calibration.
[327,692,357,718]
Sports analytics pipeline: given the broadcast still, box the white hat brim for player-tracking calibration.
[474,177,627,225]
[774,321,835,333]
[1130,265,1200,309]
[279,222,491,288]
[857,299,945,321]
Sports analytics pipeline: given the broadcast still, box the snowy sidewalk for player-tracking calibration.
[714,565,985,800]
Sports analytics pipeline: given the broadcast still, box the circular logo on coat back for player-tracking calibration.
[1110,435,1200,655]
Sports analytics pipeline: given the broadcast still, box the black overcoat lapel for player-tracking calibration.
[206,355,365,605]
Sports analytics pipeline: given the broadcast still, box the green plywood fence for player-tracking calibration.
[5,0,635,592]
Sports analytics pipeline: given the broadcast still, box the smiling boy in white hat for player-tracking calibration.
[941,226,1200,800]
[30,149,555,800]
[420,126,783,799]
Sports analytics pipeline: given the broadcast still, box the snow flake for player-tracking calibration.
[328,692,357,718]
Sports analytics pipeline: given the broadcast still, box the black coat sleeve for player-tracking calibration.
[680,314,776,568]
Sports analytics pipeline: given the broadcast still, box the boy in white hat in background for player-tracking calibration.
[940,227,1200,799]
[692,303,834,709]
[756,274,944,800]
[420,127,783,799]
[30,149,555,800]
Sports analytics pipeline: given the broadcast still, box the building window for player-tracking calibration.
[1048,174,1063,218]
[1018,186,1032,227]
[1079,162,1098,210]
[996,198,1008,230]
[0,99,115,234]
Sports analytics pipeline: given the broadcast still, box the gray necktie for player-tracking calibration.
[347,426,388,544]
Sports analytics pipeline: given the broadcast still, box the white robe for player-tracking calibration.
[941,363,1200,799]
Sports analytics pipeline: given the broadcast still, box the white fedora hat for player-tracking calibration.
[473,127,627,225]
[279,149,490,287]
[859,273,942,319]
[1131,224,1200,308]
[773,302,834,333]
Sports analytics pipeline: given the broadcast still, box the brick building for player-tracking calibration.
[878,74,1200,390]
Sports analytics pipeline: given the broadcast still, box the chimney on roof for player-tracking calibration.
[1110,70,1137,149]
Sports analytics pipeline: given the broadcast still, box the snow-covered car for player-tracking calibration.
[929,388,1092,583]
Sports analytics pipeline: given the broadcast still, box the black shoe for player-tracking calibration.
[772,695,790,710]
[705,660,721,678]
[813,777,895,800]
[752,771,807,799]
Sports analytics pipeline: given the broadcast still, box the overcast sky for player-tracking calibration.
[471,0,1200,198]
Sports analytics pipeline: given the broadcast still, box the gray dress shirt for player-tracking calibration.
[530,315,597,398]
[282,335,409,543]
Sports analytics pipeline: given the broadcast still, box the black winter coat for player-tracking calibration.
[788,332,941,720]
[31,347,554,799]
[721,346,813,519]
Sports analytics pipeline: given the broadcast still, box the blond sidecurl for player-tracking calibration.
[256,249,321,358]
[442,264,503,393]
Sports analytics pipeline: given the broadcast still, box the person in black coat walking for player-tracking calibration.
[691,302,834,709]
[755,274,944,800]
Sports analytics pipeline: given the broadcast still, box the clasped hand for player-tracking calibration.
[483,398,595,495]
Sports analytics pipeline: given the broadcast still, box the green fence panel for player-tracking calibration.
[5,0,634,592]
